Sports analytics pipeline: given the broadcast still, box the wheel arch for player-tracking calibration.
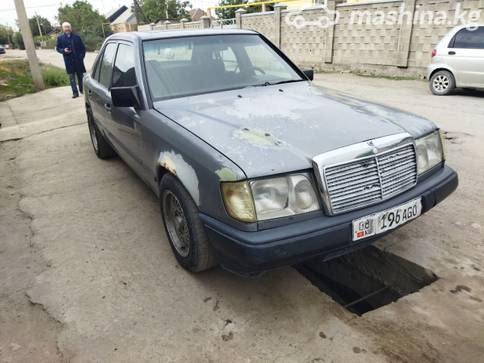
[156,151,202,208]
[429,67,457,85]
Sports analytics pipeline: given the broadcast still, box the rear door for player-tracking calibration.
[448,27,484,87]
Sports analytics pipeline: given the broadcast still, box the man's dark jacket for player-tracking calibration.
[56,33,86,74]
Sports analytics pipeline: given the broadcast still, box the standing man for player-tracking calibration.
[56,22,86,98]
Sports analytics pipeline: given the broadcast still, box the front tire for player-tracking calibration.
[160,174,217,272]
[86,109,116,159]
[430,70,455,96]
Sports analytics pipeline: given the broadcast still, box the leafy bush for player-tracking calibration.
[12,32,25,50]
[42,66,69,87]
[44,37,57,50]
[0,60,69,101]
[82,33,104,51]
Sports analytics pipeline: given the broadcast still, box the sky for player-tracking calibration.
[0,0,219,29]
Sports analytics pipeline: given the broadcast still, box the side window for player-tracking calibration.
[92,54,102,80]
[98,43,117,88]
[112,44,137,87]
[452,27,484,49]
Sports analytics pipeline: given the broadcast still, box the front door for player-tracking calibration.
[110,42,145,172]
[89,42,118,138]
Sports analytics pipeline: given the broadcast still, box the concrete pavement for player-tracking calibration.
[1,76,483,362]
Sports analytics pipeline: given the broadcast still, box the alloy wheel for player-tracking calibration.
[433,74,449,92]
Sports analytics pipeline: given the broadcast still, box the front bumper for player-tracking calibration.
[201,166,458,274]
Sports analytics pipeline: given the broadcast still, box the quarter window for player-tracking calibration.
[112,44,137,87]
[451,27,484,49]
[98,43,117,88]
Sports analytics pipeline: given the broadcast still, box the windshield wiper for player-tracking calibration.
[245,79,303,88]
[266,79,304,86]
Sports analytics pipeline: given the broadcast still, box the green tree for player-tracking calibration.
[0,25,14,45]
[136,0,190,23]
[57,0,111,51]
[12,32,24,50]
[29,16,53,37]
[215,0,268,20]
[216,0,245,20]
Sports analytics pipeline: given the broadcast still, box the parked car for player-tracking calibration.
[428,24,484,95]
[84,30,458,275]
[0,45,6,54]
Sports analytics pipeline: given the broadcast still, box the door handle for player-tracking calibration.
[104,103,111,112]
[448,51,456,55]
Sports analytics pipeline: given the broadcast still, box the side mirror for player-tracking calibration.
[111,86,141,108]
[302,69,314,81]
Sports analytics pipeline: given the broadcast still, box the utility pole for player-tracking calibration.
[35,14,43,49]
[14,0,45,90]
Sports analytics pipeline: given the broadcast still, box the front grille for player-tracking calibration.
[324,144,417,214]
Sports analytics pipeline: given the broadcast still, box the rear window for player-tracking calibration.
[143,34,302,101]
[451,27,484,49]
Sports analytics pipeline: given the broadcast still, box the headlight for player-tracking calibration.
[221,173,320,222]
[415,130,445,175]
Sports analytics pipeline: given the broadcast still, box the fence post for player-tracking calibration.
[396,0,417,67]
[235,8,247,29]
[201,15,211,29]
[324,0,336,64]
[274,3,287,49]
[180,18,188,29]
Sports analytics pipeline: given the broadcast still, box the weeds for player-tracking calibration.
[0,59,69,101]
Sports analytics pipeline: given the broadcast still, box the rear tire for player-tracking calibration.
[160,174,217,272]
[430,70,455,96]
[86,109,116,159]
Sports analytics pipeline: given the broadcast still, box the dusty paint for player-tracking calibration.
[155,81,435,178]
[234,128,284,148]
[215,167,238,182]
[159,151,200,205]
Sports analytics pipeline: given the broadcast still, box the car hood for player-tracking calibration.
[154,82,436,178]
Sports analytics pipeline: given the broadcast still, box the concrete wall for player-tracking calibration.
[237,0,484,77]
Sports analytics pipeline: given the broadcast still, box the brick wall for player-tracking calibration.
[238,0,484,77]
[240,12,277,44]
[281,8,330,64]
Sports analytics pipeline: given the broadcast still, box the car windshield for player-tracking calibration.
[143,34,303,100]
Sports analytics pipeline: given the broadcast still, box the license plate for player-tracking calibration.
[352,198,422,241]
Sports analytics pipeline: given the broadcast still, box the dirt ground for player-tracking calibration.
[0,71,483,363]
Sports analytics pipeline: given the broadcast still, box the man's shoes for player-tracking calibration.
[72,94,79,98]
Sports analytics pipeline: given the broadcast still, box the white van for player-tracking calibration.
[428,24,484,95]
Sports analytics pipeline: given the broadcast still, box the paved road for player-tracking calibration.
[3,49,97,71]
[1,75,483,362]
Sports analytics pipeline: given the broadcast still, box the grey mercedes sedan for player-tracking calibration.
[84,29,458,275]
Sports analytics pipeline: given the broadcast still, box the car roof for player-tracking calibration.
[107,28,258,42]
[449,23,484,32]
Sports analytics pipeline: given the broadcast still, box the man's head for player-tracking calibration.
[62,22,72,34]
